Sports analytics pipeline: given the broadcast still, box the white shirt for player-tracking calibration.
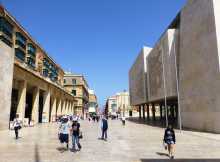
[13,118,20,127]
[59,122,70,134]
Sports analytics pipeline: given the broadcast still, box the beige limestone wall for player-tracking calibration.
[89,94,97,103]
[0,42,14,130]
[129,47,151,106]
[179,0,220,133]
[147,29,178,102]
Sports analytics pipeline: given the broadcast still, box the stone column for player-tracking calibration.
[64,100,67,115]
[73,102,76,115]
[60,100,64,115]
[171,105,175,119]
[31,87,39,124]
[70,102,73,115]
[66,101,69,115]
[152,103,156,121]
[0,42,14,130]
[160,104,163,120]
[42,90,51,123]
[56,99,62,117]
[142,105,145,119]
[61,100,65,115]
[16,80,27,122]
[147,104,150,120]
[139,105,142,119]
[175,104,178,120]
[50,97,57,122]
[68,101,71,114]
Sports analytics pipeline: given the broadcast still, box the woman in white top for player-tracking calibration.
[58,117,70,149]
[13,115,21,139]
[121,116,126,126]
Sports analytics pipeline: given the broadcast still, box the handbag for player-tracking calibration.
[163,141,167,150]
[79,131,83,139]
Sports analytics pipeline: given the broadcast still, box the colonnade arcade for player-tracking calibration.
[10,65,76,126]
[137,98,179,127]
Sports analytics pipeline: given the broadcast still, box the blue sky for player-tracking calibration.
[3,0,186,106]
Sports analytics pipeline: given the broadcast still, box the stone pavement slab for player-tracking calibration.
[0,120,220,162]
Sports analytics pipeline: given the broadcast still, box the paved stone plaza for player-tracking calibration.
[0,120,220,162]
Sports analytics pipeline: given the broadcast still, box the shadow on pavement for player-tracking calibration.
[128,117,220,135]
[56,146,68,153]
[140,159,220,162]
[127,117,167,129]
[156,152,169,157]
[35,144,41,162]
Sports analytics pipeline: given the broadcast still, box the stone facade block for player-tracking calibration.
[129,47,151,106]
[147,29,178,102]
[179,0,220,133]
[0,42,14,130]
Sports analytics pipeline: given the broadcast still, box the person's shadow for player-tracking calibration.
[156,152,169,157]
[56,147,68,153]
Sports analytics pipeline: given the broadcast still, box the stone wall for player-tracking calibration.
[147,29,178,102]
[179,0,220,133]
[0,42,14,130]
[129,47,151,106]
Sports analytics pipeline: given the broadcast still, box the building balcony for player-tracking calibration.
[26,56,36,69]
[15,48,25,62]
[0,34,12,47]
[0,17,13,39]
[27,50,36,57]
[15,40,26,50]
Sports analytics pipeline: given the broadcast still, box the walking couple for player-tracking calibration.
[58,116,82,151]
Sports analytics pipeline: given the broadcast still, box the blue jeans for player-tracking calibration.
[72,135,81,150]
[102,129,107,139]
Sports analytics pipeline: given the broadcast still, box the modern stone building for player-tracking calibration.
[63,73,89,117]
[129,47,152,106]
[0,6,77,130]
[129,0,220,133]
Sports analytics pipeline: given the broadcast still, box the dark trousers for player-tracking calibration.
[102,129,107,139]
[14,127,19,139]
[122,120,125,125]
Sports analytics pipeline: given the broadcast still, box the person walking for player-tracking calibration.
[101,115,108,141]
[163,124,176,159]
[58,117,70,149]
[13,115,21,139]
[121,116,126,126]
[71,118,82,151]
